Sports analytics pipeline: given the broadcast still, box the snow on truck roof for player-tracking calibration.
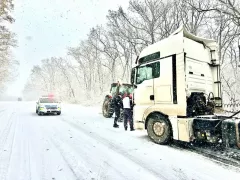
[139,25,217,60]
[170,25,216,45]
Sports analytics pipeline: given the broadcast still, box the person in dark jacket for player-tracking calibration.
[113,93,122,128]
[113,81,122,128]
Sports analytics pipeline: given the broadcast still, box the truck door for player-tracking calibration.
[134,61,158,122]
[153,55,176,104]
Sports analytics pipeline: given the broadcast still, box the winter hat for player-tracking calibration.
[117,79,122,85]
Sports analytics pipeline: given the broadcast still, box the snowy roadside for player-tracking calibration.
[60,103,240,168]
[0,102,239,180]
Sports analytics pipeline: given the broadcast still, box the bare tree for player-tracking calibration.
[0,0,14,24]
[89,26,119,82]
[185,0,240,27]
[0,0,17,92]
[23,0,240,105]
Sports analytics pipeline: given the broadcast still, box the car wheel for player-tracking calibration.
[147,113,172,145]
[37,110,42,116]
[57,112,61,115]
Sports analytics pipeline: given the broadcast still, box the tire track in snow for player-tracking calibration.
[49,133,90,180]
[60,117,168,180]
[27,139,32,180]
[38,120,94,180]
[4,111,32,180]
[0,112,17,180]
[50,126,131,180]
[40,127,49,180]
[28,116,81,180]
[0,108,6,116]
[19,116,32,180]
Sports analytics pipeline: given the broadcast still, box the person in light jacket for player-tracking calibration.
[122,92,134,131]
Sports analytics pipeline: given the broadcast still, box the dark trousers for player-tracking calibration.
[123,108,133,129]
[114,108,120,125]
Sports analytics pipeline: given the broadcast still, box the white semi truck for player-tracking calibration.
[131,26,240,149]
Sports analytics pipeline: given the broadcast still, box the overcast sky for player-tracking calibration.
[6,0,129,96]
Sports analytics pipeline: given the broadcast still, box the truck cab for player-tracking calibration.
[131,26,229,145]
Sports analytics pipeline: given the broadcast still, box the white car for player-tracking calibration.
[36,97,61,115]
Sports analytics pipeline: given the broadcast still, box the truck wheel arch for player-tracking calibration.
[145,111,173,144]
[145,111,169,129]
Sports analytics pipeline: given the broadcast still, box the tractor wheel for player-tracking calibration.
[102,97,114,118]
[147,113,172,145]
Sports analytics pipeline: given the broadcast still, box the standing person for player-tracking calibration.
[113,80,122,128]
[122,92,134,131]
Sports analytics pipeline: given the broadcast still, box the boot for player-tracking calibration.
[113,124,119,128]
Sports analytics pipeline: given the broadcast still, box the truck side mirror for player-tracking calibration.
[131,68,136,85]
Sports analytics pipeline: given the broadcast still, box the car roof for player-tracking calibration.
[39,97,56,99]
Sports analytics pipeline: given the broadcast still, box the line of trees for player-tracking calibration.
[0,0,18,92]
[23,0,240,105]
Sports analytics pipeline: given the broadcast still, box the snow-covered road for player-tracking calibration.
[0,102,239,180]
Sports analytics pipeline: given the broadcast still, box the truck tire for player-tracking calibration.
[147,113,172,145]
[102,97,114,118]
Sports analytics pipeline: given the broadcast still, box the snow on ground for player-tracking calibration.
[0,101,240,180]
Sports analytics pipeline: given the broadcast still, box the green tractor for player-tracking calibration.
[102,83,134,121]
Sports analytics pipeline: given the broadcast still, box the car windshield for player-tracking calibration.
[39,98,58,103]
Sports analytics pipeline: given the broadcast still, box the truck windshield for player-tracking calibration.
[40,98,58,103]
[136,61,160,84]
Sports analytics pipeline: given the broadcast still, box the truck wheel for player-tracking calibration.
[147,113,172,145]
[102,97,113,118]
